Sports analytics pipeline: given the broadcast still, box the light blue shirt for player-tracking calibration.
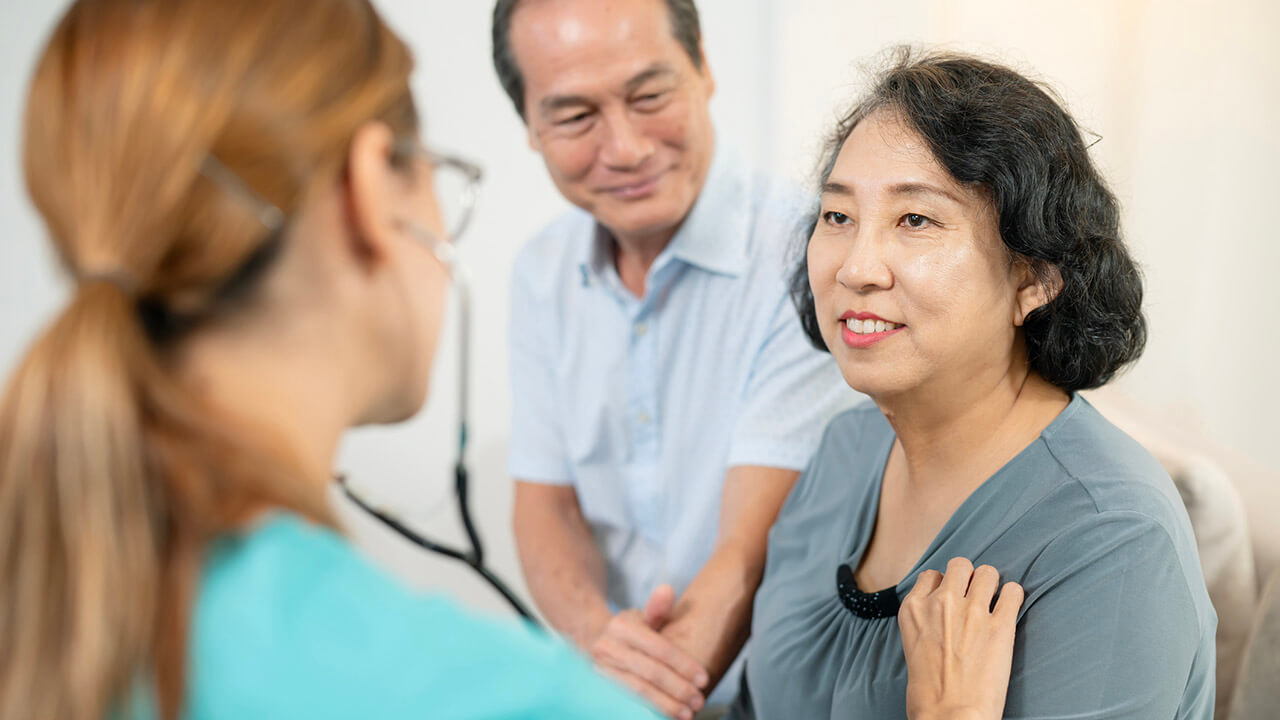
[119,513,660,719]
[507,146,858,702]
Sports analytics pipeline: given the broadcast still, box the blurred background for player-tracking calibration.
[1,0,1277,615]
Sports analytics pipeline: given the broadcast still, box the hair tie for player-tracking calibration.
[77,269,140,297]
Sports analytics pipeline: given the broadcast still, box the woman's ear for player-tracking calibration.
[343,121,400,266]
[1013,260,1062,326]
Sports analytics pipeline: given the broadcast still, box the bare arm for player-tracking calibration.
[513,480,709,719]
[660,465,800,689]
[512,480,613,648]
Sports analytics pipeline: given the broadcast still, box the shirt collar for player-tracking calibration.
[580,143,749,286]
[662,144,748,277]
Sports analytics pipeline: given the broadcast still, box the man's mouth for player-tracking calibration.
[600,170,667,199]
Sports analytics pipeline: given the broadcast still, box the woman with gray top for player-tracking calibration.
[730,50,1215,720]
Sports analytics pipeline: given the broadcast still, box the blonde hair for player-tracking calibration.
[0,1,418,718]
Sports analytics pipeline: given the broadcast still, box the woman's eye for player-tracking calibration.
[900,213,934,229]
[823,211,851,225]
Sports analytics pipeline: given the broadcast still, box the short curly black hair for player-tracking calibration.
[793,49,1146,392]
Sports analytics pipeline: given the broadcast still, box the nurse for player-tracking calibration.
[0,2,1018,719]
[0,1,659,717]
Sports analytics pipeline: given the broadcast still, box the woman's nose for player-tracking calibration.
[835,230,894,292]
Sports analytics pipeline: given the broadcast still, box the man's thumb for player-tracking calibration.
[642,584,676,629]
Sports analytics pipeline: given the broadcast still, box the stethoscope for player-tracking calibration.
[206,142,538,623]
[335,252,538,622]
[332,144,540,624]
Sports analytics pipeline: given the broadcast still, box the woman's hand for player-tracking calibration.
[898,557,1025,720]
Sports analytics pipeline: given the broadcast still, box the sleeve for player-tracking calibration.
[1003,510,1213,719]
[194,519,662,719]
[506,252,572,485]
[727,287,857,471]
[386,600,664,720]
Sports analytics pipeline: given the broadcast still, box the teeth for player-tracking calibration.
[845,318,902,335]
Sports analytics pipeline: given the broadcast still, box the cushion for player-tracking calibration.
[1227,569,1280,720]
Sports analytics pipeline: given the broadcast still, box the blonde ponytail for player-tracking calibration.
[2,0,419,717]
[0,282,161,720]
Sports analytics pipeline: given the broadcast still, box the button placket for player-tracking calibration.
[627,306,662,541]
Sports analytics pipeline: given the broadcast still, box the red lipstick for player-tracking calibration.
[838,311,905,348]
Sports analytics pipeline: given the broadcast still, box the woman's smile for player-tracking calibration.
[839,311,906,348]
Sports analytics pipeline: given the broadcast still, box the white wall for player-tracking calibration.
[2,0,1276,617]
[1,3,65,380]
[767,0,1280,488]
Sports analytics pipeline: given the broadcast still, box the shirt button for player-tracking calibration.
[634,322,648,337]
[637,412,651,425]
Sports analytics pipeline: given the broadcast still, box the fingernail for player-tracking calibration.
[696,673,708,687]
[679,710,692,720]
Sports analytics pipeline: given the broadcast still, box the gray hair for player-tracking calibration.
[491,0,702,120]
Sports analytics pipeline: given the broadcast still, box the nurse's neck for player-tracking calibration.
[172,302,357,514]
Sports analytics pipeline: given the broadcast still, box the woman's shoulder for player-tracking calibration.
[196,513,442,637]
[1025,397,1212,623]
[1038,396,1188,526]
[819,399,891,456]
[189,513,658,719]
[775,401,890,519]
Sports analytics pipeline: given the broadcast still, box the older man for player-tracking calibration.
[492,0,854,716]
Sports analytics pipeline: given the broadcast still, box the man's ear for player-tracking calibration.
[699,43,716,98]
[344,121,399,266]
[526,117,540,152]
[1014,259,1062,326]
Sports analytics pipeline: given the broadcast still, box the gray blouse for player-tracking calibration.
[729,395,1216,719]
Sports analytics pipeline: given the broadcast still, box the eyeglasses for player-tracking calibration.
[203,143,538,623]
[390,138,483,245]
[345,142,538,623]
[201,138,483,245]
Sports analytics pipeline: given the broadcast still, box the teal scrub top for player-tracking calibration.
[124,513,660,719]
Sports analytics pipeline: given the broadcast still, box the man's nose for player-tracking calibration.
[599,110,655,170]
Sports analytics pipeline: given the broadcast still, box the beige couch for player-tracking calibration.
[1227,570,1280,720]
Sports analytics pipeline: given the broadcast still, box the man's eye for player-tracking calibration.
[901,213,933,229]
[823,211,851,225]
[557,111,592,126]
[632,90,670,109]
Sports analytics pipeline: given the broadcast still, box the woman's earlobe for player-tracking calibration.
[344,121,399,264]
[1014,262,1062,326]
